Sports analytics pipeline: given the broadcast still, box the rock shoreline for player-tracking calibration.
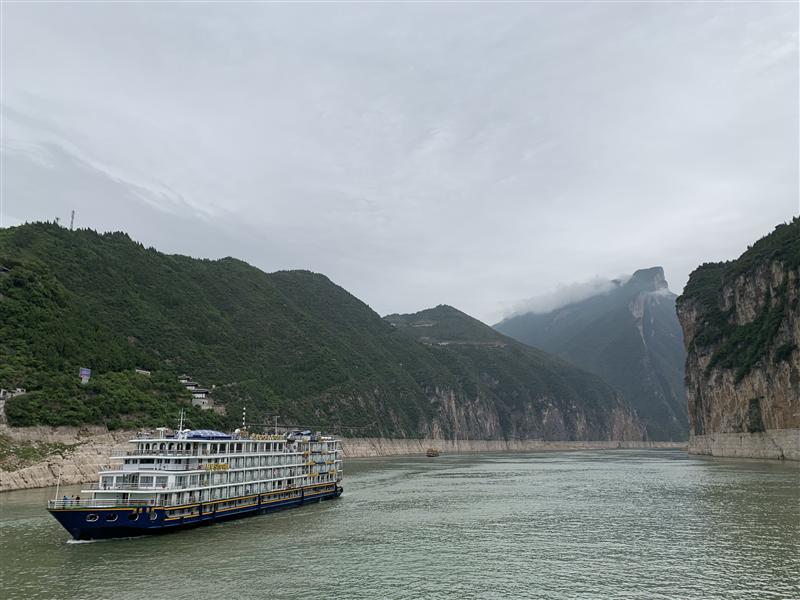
[0,425,688,492]
[688,429,800,461]
[341,437,685,458]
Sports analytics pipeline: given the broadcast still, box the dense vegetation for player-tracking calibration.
[386,306,638,440]
[494,267,688,441]
[679,218,800,382]
[0,223,635,440]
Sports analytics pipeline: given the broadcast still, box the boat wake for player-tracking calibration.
[66,535,145,544]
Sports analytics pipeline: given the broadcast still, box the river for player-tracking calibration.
[1,450,798,599]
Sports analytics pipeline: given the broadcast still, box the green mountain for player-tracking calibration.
[0,222,643,441]
[385,306,643,440]
[495,268,687,441]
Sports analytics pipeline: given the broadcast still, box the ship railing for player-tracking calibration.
[118,463,198,472]
[116,449,268,457]
[47,498,162,509]
[114,444,320,458]
[82,482,192,491]
[116,449,198,457]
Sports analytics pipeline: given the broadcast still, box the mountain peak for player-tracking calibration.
[628,266,668,291]
[494,264,687,441]
[384,304,519,347]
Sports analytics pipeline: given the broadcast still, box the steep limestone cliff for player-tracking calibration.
[496,267,687,441]
[386,305,646,443]
[676,219,800,460]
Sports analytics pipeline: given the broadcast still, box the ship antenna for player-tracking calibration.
[178,408,185,434]
[242,404,247,430]
[54,464,63,501]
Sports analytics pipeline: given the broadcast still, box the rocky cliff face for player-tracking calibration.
[414,385,643,443]
[495,267,687,441]
[386,305,646,443]
[0,425,134,491]
[676,220,800,460]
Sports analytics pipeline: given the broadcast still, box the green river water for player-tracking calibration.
[1,450,798,599]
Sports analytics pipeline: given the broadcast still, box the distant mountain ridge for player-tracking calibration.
[0,222,644,442]
[385,305,644,441]
[495,267,688,440]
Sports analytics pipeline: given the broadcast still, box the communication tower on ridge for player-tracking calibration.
[70,210,75,230]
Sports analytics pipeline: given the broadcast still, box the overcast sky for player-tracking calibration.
[1,2,797,323]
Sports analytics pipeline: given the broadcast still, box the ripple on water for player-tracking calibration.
[0,451,798,600]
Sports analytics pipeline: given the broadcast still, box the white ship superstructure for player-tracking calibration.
[47,427,343,540]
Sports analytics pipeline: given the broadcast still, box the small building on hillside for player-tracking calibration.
[191,396,212,410]
[179,374,214,410]
[134,368,151,376]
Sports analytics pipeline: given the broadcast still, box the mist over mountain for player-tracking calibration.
[495,268,688,440]
[507,275,632,316]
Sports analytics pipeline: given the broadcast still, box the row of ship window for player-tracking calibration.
[101,467,336,491]
[205,468,302,484]
[174,477,338,501]
[85,512,158,523]
[84,482,339,522]
[86,487,335,522]
[145,482,338,509]
[125,456,316,467]
[136,442,340,454]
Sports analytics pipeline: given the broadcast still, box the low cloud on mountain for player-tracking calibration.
[505,275,630,317]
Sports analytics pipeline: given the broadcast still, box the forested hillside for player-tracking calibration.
[385,306,644,441]
[0,223,643,441]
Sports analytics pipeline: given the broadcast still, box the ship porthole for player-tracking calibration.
[127,512,139,521]
[105,513,118,522]
[86,514,99,522]
[149,511,159,521]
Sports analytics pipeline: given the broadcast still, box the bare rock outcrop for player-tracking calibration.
[676,220,800,460]
[0,423,683,492]
[0,425,135,491]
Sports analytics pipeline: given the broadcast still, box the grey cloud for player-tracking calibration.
[1,2,797,322]
[506,275,630,317]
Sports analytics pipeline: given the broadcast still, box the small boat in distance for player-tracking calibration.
[426,448,440,457]
[47,425,343,540]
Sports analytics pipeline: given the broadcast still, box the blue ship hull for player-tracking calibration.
[49,486,342,540]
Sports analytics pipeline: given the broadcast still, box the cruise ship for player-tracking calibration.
[47,426,343,540]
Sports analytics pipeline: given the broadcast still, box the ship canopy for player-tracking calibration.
[185,429,232,440]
